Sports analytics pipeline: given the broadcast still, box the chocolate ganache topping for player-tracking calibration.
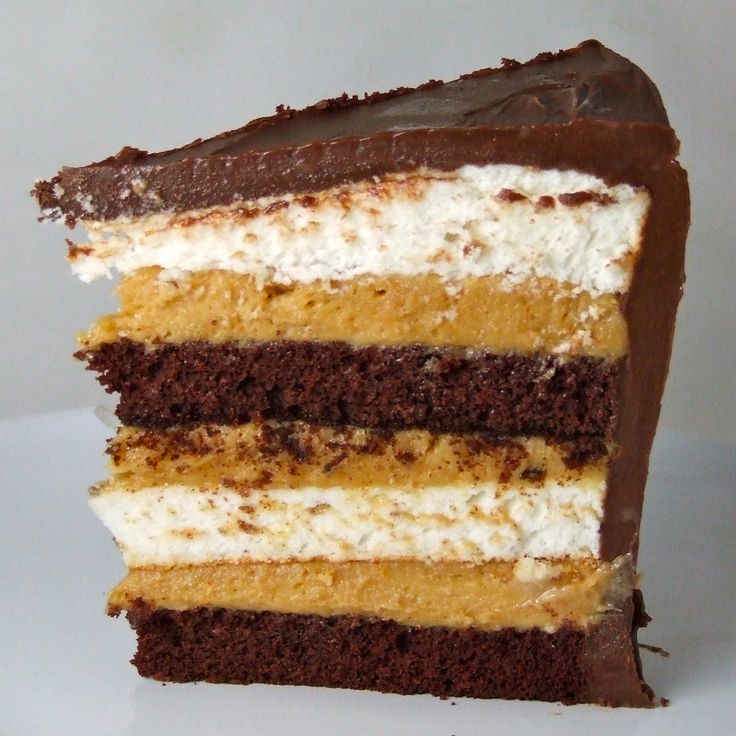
[33,40,673,224]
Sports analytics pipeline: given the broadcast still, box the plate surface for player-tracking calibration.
[1,408,734,735]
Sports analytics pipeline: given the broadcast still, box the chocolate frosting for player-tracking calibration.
[33,40,672,224]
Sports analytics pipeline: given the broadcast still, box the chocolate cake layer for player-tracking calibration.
[79,339,620,437]
[34,41,671,224]
[125,593,653,706]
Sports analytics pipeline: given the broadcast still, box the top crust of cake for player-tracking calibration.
[33,40,675,225]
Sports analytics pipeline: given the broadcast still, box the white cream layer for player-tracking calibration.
[89,479,603,566]
[72,164,649,296]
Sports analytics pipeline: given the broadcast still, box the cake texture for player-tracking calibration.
[34,40,689,706]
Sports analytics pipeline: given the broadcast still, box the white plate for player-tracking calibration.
[1,408,734,735]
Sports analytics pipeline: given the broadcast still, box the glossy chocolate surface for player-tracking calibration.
[33,40,671,223]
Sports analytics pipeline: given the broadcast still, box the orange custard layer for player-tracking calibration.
[80,268,627,357]
[107,422,612,492]
[109,557,633,631]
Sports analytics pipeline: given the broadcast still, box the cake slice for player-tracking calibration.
[33,40,689,706]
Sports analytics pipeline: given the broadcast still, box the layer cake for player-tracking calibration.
[33,40,689,706]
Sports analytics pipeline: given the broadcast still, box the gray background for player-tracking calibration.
[2,0,734,440]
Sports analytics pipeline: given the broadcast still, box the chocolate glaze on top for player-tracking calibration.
[124,39,667,158]
[33,40,672,224]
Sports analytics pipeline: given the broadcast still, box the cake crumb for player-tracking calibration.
[639,643,670,657]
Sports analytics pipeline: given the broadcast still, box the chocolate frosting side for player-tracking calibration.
[602,151,689,560]
[32,40,673,224]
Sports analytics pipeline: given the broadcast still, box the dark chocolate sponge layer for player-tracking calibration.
[78,339,621,437]
[124,593,652,707]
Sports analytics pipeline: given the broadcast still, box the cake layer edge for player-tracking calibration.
[122,593,653,706]
[80,340,621,436]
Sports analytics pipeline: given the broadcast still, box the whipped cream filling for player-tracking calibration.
[89,478,604,566]
[71,164,649,296]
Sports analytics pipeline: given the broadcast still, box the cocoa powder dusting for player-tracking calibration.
[520,466,547,483]
[264,200,289,215]
[558,191,615,206]
[496,188,528,203]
